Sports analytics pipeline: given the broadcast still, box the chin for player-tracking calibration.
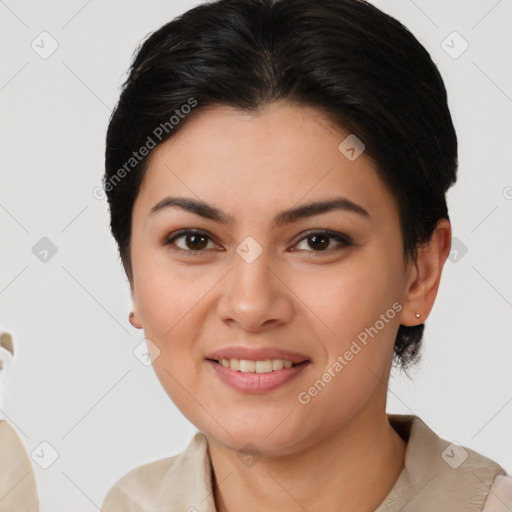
[200,416,309,456]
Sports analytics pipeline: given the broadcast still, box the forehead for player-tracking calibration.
[134,102,397,224]
[161,102,344,155]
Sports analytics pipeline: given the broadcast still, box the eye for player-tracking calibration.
[292,230,352,255]
[164,229,219,256]
[163,229,352,257]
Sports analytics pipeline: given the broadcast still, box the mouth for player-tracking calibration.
[204,346,311,392]
[206,357,311,393]
[206,357,310,373]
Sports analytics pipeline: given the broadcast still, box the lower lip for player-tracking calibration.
[206,359,310,393]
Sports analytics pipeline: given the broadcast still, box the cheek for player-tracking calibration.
[133,266,196,379]
[135,266,207,416]
[314,254,403,391]
[135,251,208,339]
[319,252,403,329]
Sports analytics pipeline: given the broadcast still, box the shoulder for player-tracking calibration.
[413,415,509,508]
[101,431,211,512]
[483,473,512,512]
[101,456,180,511]
[384,414,510,512]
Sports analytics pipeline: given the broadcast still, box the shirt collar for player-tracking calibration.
[115,413,505,511]
[376,414,505,511]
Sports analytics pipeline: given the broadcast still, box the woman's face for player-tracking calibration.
[129,102,416,454]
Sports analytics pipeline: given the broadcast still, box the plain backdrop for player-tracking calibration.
[1,0,511,510]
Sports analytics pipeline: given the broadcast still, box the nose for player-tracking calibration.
[216,246,294,333]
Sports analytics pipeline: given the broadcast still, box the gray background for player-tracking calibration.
[1,0,511,510]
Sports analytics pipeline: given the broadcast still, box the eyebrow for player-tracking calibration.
[149,195,370,226]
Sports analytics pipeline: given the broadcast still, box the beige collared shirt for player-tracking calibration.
[101,414,511,512]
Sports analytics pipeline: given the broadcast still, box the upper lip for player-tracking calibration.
[205,346,311,364]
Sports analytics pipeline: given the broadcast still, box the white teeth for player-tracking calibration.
[219,358,297,373]
[255,360,272,373]
[239,359,256,372]
[272,359,284,370]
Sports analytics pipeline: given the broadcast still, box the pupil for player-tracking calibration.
[187,234,208,250]
[310,235,329,250]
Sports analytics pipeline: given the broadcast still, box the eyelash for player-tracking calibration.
[163,229,353,258]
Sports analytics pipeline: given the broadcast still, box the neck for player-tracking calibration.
[207,405,407,512]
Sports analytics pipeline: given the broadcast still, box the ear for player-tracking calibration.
[128,278,143,330]
[400,218,452,326]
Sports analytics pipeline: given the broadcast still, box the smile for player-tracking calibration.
[213,358,297,373]
[206,358,311,393]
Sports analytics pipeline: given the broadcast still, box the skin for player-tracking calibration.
[128,102,452,511]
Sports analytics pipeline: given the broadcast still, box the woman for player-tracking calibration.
[100,0,511,510]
